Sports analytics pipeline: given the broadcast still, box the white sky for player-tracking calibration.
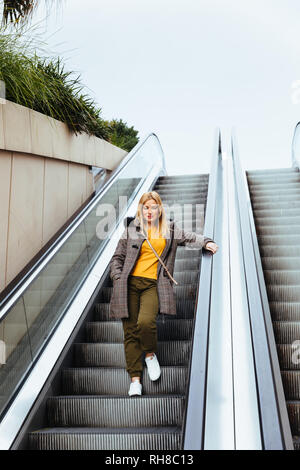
[31,0,300,175]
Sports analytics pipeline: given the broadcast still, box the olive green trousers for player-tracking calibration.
[122,275,159,378]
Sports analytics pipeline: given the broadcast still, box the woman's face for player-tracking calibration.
[142,198,161,225]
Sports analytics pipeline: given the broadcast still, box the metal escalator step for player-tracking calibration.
[157,174,208,182]
[259,246,300,257]
[249,182,300,192]
[264,270,300,285]
[171,248,202,259]
[100,284,199,304]
[164,209,203,218]
[46,396,185,427]
[165,221,205,232]
[257,234,300,245]
[281,371,300,399]
[273,321,300,343]
[74,340,191,367]
[85,319,193,343]
[277,345,300,369]
[261,257,300,270]
[252,200,300,210]
[253,208,300,218]
[160,198,207,206]
[257,225,300,236]
[269,301,300,321]
[286,401,300,435]
[95,300,195,321]
[156,187,208,195]
[156,186,208,195]
[159,197,207,205]
[255,216,300,227]
[246,167,297,175]
[293,435,300,450]
[249,187,300,197]
[61,366,188,395]
[247,175,300,185]
[174,258,201,271]
[28,426,182,450]
[251,195,300,204]
[266,286,300,302]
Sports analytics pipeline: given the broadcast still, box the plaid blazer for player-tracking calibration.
[109,216,215,319]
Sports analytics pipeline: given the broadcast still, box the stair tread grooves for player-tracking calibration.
[75,339,191,345]
[63,365,187,371]
[30,426,182,434]
[49,395,185,401]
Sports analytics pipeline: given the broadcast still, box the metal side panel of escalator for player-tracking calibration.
[246,166,300,451]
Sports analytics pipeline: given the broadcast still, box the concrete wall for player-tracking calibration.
[0,100,127,293]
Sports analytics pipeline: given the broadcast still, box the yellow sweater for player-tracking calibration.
[131,227,166,279]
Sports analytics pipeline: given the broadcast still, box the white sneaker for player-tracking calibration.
[128,380,142,396]
[145,353,161,381]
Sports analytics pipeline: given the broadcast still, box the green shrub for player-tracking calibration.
[0,24,139,150]
[106,118,139,152]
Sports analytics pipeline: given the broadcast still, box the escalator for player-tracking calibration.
[27,173,210,450]
[246,167,300,450]
[0,132,219,450]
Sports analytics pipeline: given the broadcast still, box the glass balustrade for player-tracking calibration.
[0,134,165,419]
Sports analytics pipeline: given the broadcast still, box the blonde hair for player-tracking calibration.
[135,191,170,239]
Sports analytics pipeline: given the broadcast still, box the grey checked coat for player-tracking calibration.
[109,216,215,319]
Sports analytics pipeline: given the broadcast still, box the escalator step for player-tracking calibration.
[270,302,300,321]
[157,174,208,183]
[257,225,300,236]
[261,257,300,269]
[286,401,300,435]
[273,321,300,343]
[29,426,182,450]
[95,299,195,321]
[252,200,300,210]
[281,371,300,399]
[277,344,300,369]
[266,286,300,302]
[85,319,193,343]
[257,234,300,245]
[246,167,297,175]
[74,341,191,367]
[255,216,300,227]
[260,246,300,257]
[61,366,188,395]
[264,270,300,285]
[100,284,199,304]
[46,395,185,427]
[247,174,300,185]
[251,194,300,203]
[249,188,300,197]
[253,208,300,218]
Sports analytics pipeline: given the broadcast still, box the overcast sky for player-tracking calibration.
[31,0,300,175]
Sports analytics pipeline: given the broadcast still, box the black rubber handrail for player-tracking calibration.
[231,129,294,450]
[183,128,221,449]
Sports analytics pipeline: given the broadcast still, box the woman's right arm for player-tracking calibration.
[109,227,128,281]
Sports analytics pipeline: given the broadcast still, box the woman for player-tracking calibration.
[109,191,218,396]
